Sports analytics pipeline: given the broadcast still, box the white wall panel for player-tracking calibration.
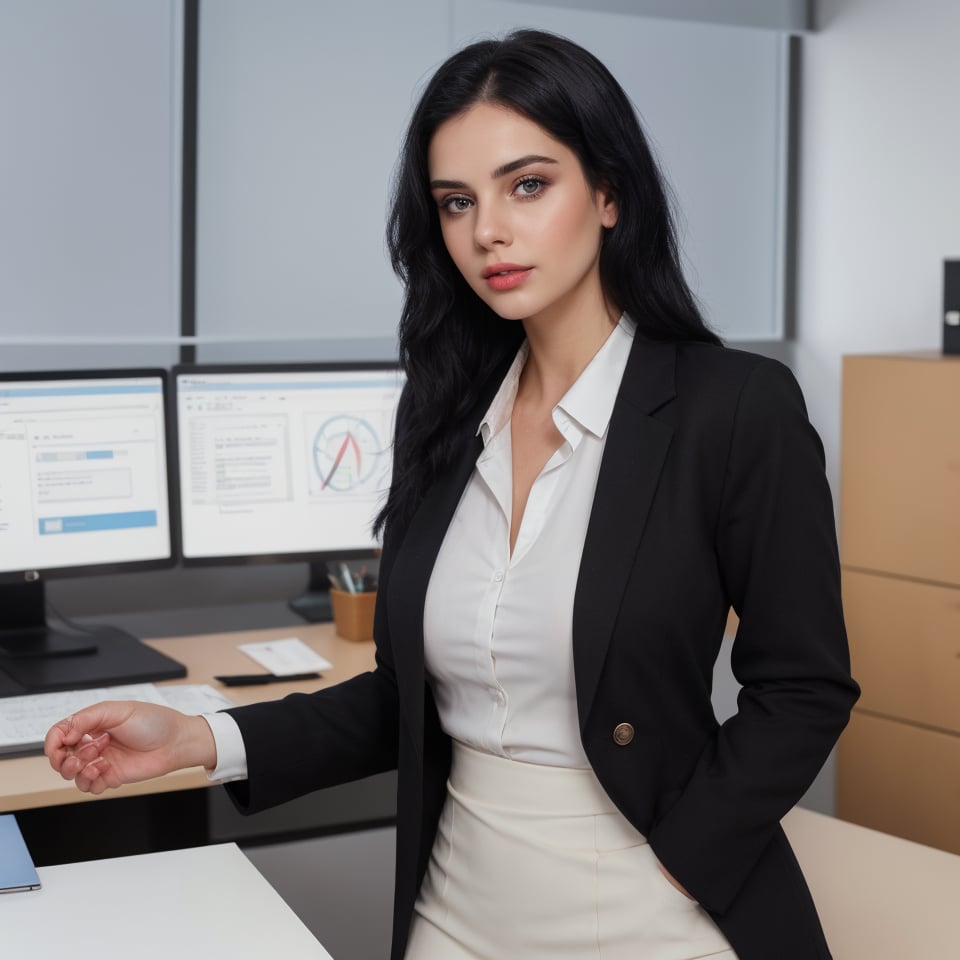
[501,0,811,32]
[0,1,181,344]
[195,0,450,345]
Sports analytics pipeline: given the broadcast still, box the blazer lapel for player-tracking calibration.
[572,337,677,728]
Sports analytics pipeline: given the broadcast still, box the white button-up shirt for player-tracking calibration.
[423,315,635,768]
[205,316,635,780]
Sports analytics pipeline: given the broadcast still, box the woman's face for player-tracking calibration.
[427,102,618,326]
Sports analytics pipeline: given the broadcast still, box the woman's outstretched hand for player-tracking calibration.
[44,700,217,795]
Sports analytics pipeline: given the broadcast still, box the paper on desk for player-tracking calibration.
[237,637,333,676]
[0,684,167,754]
[0,683,229,756]
[160,684,235,715]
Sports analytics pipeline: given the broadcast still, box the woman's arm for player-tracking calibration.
[647,358,860,915]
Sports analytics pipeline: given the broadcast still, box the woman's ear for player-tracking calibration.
[597,184,618,229]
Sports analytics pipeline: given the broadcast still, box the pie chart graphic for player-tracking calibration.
[312,415,383,492]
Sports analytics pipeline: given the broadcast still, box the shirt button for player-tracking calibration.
[613,723,635,746]
[493,570,504,582]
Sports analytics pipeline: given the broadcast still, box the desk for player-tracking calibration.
[784,806,960,959]
[1,841,334,958]
[0,622,376,813]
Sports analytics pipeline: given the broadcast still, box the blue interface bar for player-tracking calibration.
[39,510,158,535]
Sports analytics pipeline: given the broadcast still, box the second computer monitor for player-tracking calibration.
[172,363,404,566]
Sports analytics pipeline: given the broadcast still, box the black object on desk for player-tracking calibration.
[0,582,186,696]
[0,626,186,696]
[215,672,321,687]
[288,562,334,623]
[945,259,960,355]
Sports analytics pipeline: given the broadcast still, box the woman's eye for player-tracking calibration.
[441,196,472,214]
[514,176,546,198]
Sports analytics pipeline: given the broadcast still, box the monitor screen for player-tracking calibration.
[0,369,183,696]
[0,370,173,578]
[173,363,404,565]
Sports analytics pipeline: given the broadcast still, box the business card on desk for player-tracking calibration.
[237,638,333,676]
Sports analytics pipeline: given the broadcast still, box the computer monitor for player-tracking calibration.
[0,368,186,695]
[172,362,405,621]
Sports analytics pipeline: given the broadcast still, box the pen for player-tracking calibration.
[214,672,322,686]
[340,562,357,593]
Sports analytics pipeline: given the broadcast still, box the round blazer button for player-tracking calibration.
[613,722,635,746]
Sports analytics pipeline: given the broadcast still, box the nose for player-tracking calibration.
[473,201,511,249]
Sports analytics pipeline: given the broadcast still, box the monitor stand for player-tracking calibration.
[0,580,186,695]
[288,562,333,623]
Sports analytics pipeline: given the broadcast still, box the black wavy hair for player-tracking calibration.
[376,29,720,537]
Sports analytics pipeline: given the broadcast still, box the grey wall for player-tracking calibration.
[0,1,181,355]
[1,0,798,365]
[505,0,812,31]
[194,0,448,350]
[196,0,795,345]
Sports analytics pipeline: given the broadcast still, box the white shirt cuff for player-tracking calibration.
[201,711,249,783]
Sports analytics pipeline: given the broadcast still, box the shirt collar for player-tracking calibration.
[556,315,634,439]
[478,341,529,445]
[477,314,635,445]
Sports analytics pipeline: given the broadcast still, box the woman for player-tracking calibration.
[46,30,859,960]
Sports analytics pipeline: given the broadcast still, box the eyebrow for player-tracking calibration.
[430,154,558,190]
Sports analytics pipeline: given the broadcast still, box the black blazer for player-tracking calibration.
[226,335,860,960]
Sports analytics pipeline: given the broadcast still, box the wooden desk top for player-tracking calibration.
[0,622,375,813]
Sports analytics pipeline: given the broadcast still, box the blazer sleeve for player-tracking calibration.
[221,551,402,813]
[221,388,416,814]
[647,358,860,914]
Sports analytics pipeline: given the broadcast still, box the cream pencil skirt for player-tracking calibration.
[405,741,737,960]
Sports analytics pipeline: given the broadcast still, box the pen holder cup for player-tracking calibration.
[330,588,377,642]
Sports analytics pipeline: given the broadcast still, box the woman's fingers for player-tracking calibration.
[74,758,110,794]
[44,716,79,768]
[77,732,109,758]
[46,702,134,777]
[49,729,110,780]
[45,708,111,764]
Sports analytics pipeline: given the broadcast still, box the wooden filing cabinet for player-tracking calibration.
[837,353,960,854]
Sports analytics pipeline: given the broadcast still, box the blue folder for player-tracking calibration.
[0,814,41,893]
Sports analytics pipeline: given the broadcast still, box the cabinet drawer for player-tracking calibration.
[840,354,960,585]
[837,710,960,855]
[843,570,960,733]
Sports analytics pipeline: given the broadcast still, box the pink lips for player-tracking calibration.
[483,263,533,292]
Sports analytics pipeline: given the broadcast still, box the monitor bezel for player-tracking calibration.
[0,366,178,586]
[170,359,402,569]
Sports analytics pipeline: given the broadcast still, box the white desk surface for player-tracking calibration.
[2,806,959,958]
[784,806,960,959]
[0,842,333,959]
